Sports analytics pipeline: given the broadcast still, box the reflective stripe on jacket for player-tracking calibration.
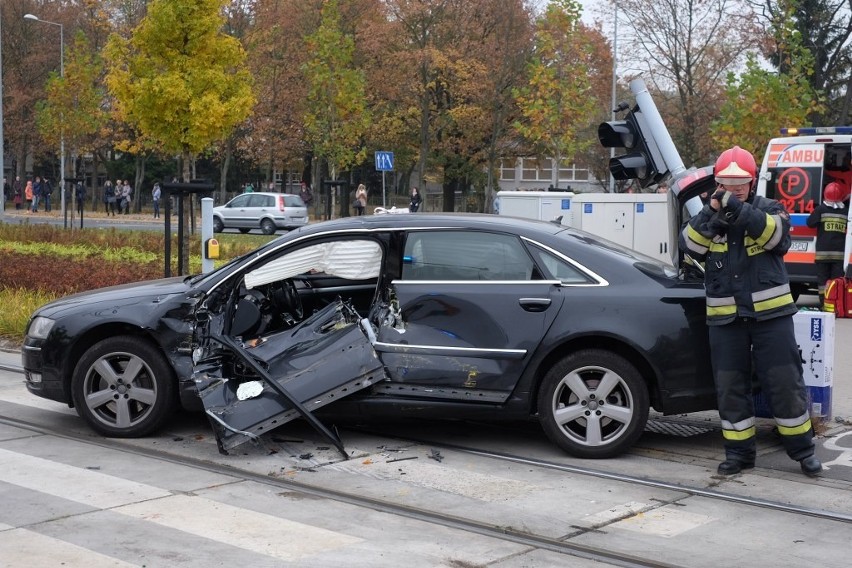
[679,195,797,325]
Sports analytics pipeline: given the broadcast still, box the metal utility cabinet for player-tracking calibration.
[495,191,575,225]
[565,193,669,262]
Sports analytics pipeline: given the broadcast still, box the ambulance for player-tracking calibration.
[756,127,852,298]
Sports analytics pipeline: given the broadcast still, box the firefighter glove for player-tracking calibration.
[712,190,743,219]
[707,212,729,236]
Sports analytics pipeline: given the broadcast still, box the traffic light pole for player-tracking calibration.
[629,78,685,180]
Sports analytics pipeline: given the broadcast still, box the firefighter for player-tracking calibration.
[680,146,822,477]
[807,182,849,307]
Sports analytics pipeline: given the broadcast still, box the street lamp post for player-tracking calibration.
[24,14,65,226]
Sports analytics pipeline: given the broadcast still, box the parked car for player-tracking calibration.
[213,192,308,234]
[21,180,717,458]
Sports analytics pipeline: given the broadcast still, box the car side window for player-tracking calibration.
[526,244,595,284]
[402,231,534,281]
[229,194,251,208]
[248,194,271,207]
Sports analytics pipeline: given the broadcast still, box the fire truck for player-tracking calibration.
[755,127,852,298]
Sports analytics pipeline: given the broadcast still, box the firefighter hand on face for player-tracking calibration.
[679,145,822,478]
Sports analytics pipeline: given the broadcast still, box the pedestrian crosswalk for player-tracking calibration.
[0,391,525,567]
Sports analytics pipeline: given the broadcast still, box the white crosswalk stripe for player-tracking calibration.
[0,446,362,565]
[0,528,139,568]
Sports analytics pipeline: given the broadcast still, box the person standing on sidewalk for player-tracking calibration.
[24,179,33,213]
[353,184,367,216]
[102,180,114,215]
[42,178,53,212]
[152,182,162,218]
[13,176,23,210]
[680,145,822,478]
[32,176,43,213]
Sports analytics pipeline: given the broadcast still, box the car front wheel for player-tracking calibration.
[71,337,176,437]
[213,217,224,233]
[538,349,649,458]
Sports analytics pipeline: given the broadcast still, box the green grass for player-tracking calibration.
[0,223,277,345]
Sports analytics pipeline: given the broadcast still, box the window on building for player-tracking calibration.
[499,159,517,181]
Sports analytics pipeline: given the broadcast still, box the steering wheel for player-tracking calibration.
[275,279,303,321]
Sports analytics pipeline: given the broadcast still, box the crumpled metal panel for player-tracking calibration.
[193,300,386,453]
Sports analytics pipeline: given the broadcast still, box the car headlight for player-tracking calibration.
[27,316,56,340]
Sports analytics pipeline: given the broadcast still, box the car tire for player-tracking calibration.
[260,218,276,235]
[71,336,176,438]
[239,228,251,234]
[538,349,649,459]
[213,217,224,233]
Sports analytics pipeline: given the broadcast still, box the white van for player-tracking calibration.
[755,127,852,297]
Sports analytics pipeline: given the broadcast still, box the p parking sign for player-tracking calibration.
[375,151,394,171]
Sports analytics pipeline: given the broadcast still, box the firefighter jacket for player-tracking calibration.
[806,201,848,262]
[679,195,797,326]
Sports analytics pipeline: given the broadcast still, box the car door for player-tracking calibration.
[221,193,253,228]
[370,229,565,402]
[192,235,388,455]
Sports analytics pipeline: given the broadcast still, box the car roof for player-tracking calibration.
[291,212,567,236]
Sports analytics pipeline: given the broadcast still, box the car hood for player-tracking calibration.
[34,276,194,319]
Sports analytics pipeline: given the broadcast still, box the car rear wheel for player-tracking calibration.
[260,218,276,235]
[71,337,176,438]
[213,217,224,233]
[538,349,649,458]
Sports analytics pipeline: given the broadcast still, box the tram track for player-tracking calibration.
[2,354,851,566]
[0,413,683,568]
[344,423,852,524]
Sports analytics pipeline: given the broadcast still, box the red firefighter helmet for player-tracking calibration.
[714,146,757,186]
[824,182,844,203]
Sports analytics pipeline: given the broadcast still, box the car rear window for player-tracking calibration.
[283,194,306,207]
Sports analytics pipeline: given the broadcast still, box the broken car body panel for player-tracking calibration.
[193,300,386,454]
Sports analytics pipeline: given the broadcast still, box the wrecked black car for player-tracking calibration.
[22,201,717,459]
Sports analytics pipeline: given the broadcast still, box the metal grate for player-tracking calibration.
[644,419,718,437]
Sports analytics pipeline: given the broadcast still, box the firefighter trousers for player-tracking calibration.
[708,315,814,463]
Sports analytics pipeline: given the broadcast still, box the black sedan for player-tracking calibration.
[22,204,716,458]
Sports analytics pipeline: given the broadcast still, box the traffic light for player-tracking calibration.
[598,107,666,188]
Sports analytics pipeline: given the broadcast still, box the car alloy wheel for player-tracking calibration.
[213,217,224,233]
[260,218,276,235]
[71,337,176,437]
[538,349,649,458]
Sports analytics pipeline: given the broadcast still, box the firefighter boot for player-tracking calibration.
[717,459,755,475]
[800,456,822,477]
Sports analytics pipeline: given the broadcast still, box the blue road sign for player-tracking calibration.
[375,151,394,171]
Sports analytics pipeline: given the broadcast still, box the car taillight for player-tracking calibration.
[278,195,285,211]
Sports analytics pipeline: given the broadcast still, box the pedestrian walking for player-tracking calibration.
[679,145,822,478]
[807,181,850,307]
[152,182,162,218]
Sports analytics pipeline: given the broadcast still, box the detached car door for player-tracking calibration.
[372,229,565,402]
[192,236,389,454]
